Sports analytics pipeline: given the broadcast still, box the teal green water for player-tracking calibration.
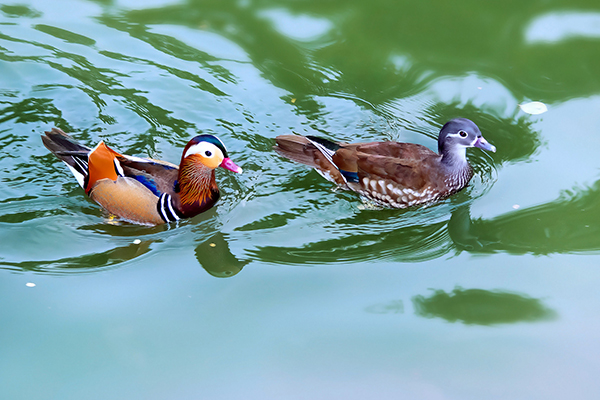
[2,0,600,398]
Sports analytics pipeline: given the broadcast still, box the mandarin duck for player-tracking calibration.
[42,128,242,225]
[275,118,495,208]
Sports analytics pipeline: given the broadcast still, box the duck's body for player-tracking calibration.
[42,128,242,225]
[275,118,495,208]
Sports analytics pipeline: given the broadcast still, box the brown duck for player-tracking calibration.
[274,118,495,208]
[43,128,242,225]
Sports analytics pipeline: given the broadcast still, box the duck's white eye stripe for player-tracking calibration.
[184,142,221,158]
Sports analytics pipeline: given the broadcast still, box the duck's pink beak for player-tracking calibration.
[474,136,496,153]
[220,157,243,173]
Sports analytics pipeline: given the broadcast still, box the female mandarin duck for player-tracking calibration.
[42,128,242,225]
[275,118,495,208]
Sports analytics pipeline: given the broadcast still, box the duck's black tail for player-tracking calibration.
[42,128,91,187]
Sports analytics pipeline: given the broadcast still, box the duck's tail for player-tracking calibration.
[274,134,340,167]
[274,134,351,186]
[42,128,91,188]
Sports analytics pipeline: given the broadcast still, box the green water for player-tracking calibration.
[2,0,600,398]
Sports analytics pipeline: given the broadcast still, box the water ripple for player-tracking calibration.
[0,0,578,273]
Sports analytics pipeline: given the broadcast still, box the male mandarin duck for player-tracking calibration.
[42,128,242,225]
[275,118,495,208]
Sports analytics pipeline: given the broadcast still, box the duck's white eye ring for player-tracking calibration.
[459,130,468,138]
[205,150,212,157]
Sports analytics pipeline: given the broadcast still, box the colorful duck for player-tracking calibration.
[42,128,242,225]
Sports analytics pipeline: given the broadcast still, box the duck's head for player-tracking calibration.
[181,134,242,173]
[438,118,496,164]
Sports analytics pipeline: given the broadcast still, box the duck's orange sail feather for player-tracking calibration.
[85,142,122,194]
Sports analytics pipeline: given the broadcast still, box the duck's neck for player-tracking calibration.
[440,145,468,169]
[177,158,219,216]
[439,146,473,189]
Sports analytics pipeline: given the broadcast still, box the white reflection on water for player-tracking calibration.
[258,8,333,42]
[525,12,600,44]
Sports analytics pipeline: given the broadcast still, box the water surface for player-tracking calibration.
[2,1,600,399]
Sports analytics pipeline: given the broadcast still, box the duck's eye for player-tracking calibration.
[204,150,212,157]
[459,130,468,138]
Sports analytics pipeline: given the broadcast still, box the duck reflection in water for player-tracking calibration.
[449,180,600,255]
[195,231,249,278]
[248,178,600,265]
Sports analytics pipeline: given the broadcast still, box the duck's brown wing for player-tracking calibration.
[347,142,445,206]
[333,142,437,186]
[354,141,437,162]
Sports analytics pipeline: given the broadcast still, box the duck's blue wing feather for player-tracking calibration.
[117,155,179,196]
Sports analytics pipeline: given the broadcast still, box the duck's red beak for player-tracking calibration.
[220,157,243,173]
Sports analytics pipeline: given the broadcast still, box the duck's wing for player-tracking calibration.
[345,142,445,205]
[116,155,179,196]
[86,148,182,224]
[330,141,433,185]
